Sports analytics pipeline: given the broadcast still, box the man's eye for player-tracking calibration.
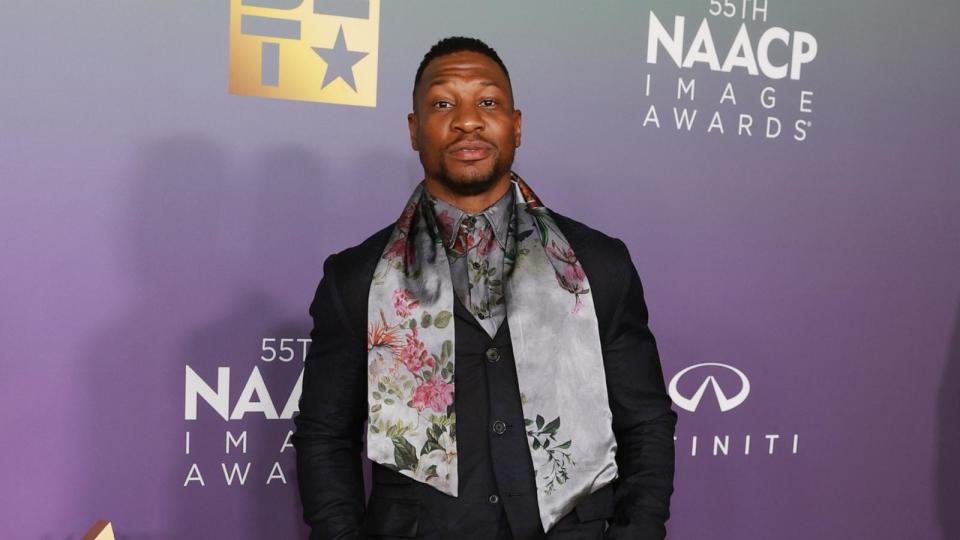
[479,99,496,107]
[434,100,453,108]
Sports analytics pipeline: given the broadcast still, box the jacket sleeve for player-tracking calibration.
[602,240,677,540]
[292,254,368,540]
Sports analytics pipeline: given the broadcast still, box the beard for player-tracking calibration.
[433,147,514,197]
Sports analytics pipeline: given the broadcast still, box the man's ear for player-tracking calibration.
[513,109,522,148]
[407,112,420,151]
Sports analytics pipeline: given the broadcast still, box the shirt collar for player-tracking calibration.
[427,184,515,251]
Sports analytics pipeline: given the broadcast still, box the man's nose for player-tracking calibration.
[451,104,483,132]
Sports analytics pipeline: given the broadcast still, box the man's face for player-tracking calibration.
[408,51,522,197]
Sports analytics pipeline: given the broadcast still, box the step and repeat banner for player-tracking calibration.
[2,1,958,538]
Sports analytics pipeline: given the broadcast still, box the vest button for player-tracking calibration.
[485,348,500,363]
[488,494,500,504]
[492,420,507,434]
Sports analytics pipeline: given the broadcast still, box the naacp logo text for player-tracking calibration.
[642,0,818,141]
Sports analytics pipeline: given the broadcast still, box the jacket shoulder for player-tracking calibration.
[326,223,394,278]
[550,210,629,263]
[320,223,395,338]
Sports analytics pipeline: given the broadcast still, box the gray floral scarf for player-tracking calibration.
[366,172,618,531]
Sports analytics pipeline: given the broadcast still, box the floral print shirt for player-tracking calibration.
[425,186,515,338]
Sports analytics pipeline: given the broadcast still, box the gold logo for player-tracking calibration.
[229,0,380,107]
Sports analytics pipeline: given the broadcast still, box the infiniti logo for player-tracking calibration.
[668,363,750,413]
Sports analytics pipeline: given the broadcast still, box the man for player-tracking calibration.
[293,37,676,539]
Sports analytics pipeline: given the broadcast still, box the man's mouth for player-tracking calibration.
[448,140,494,161]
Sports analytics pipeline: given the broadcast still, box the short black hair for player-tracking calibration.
[412,36,511,108]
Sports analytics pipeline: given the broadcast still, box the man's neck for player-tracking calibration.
[424,174,512,214]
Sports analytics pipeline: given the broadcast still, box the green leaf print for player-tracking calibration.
[421,424,445,456]
[434,310,452,328]
[524,414,576,495]
[393,437,419,472]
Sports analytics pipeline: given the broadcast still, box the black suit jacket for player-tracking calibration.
[293,210,677,539]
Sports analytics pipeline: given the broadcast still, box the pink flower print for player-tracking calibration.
[397,203,416,232]
[393,288,420,319]
[546,241,577,265]
[399,327,429,373]
[562,260,586,283]
[411,378,454,413]
[383,237,405,261]
[547,242,586,284]
[476,224,497,256]
[451,222,476,255]
[547,241,590,313]
[436,210,455,244]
